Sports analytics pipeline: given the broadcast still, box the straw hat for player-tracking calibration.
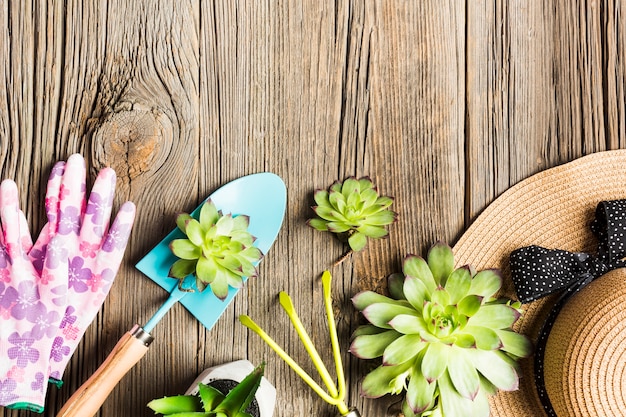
[452,150,626,417]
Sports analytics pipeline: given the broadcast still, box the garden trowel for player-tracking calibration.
[57,173,287,417]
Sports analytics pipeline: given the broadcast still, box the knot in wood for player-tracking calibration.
[91,107,173,183]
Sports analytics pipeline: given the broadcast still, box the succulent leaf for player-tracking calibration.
[185,219,205,246]
[356,224,388,238]
[403,276,429,312]
[444,267,472,305]
[199,199,219,226]
[438,371,490,417]
[350,330,402,359]
[405,364,436,414]
[457,295,482,317]
[362,303,420,329]
[352,324,387,337]
[347,232,368,252]
[170,239,203,260]
[388,314,428,335]
[447,347,480,400]
[214,363,264,415]
[387,273,407,300]
[169,259,197,279]
[147,395,202,414]
[468,304,519,329]
[495,329,532,358]
[176,213,193,233]
[351,242,531,417]
[403,256,437,294]
[427,242,455,286]
[467,349,519,391]
[361,362,412,398]
[352,291,410,311]
[468,270,502,298]
[430,287,450,307]
[462,325,502,350]
[198,384,225,411]
[421,343,449,382]
[314,189,330,206]
[307,177,396,253]
[383,334,425,365]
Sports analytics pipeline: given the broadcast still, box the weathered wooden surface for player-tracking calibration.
[0,1,624,416]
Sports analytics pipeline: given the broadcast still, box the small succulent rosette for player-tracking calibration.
[350,243,531,417]
[168,199,263,300]
[308,177,396,254]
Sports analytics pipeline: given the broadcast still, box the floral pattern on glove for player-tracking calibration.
[0,178,67,411]
[28,154,136,385]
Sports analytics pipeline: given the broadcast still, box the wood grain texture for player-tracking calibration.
[0,1,625,416]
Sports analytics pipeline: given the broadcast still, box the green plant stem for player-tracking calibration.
[279,291,339,398]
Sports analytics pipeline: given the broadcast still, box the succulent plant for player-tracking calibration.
[307,177,396,255]
[168,199,263,300]
[350,243,531,417]
[147,362,265,417]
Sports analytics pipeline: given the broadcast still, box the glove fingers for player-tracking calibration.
[58,155,86,236]
[29,161,66,267]
[45,161,65,228]
[49,202,135,381]
[97,201,136,270]
[80,167,116,243]
[18,209,33,253]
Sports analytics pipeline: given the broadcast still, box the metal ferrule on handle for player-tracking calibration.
[340,409,361,417]
[56,325,153,417]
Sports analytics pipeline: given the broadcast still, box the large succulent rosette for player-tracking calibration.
[350,243,531,417]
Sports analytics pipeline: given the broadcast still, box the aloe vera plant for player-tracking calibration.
[148,363,265,417]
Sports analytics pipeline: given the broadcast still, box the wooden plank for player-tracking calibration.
[350,1,466,415]
[465,0,622,222]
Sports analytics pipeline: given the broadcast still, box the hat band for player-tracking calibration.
[510,200,626,416]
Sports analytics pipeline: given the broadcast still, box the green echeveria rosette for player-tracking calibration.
[350,242,532,417]
[307,176,397,253]
[168,199,263,301]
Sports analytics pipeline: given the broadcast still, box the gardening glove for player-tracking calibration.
[29,154,136,386]
[0,180,68,412]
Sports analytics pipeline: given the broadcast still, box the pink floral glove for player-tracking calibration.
[0,180,68,412]
[29,154,136,385]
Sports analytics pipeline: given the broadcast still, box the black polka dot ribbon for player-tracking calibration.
[509,200,626,416]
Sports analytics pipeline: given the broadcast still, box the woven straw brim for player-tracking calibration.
[452,150,626,417]
[544,268,626,416]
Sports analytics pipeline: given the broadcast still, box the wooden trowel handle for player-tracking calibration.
[56,325,153,417]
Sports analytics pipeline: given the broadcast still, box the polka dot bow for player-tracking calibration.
[509,200,626,417]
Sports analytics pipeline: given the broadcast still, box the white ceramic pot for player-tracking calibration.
[185,360,276,417]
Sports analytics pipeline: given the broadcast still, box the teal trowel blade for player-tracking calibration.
[135,172,287,331]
